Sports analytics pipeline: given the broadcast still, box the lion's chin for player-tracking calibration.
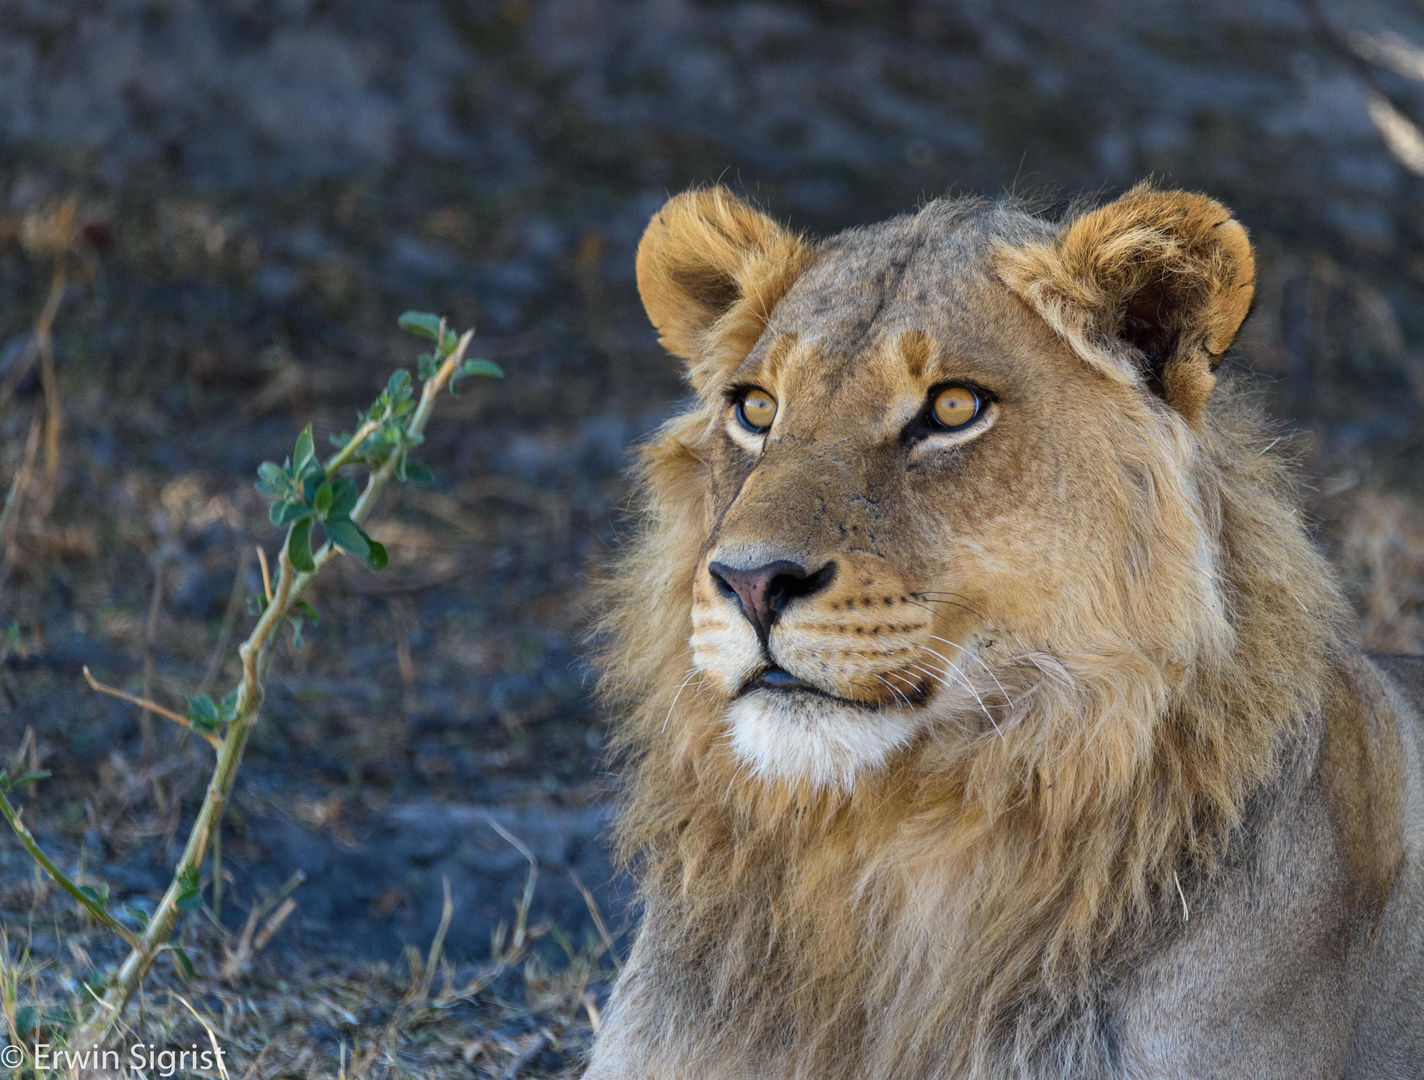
[725,689,925,793]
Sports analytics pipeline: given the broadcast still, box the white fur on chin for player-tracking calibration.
[726,690,924,793]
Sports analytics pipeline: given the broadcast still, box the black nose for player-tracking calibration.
[707,559,836,644]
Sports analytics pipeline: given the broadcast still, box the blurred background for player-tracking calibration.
[2,0,1424,1074]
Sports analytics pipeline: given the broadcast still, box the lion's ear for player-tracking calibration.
[996,183,1256,421]
[636,187,813,390]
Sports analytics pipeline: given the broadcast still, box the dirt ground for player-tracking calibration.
[3,0,1424,1076]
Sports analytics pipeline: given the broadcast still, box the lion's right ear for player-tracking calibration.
[995,183,1256,423]
[636,188,813,391]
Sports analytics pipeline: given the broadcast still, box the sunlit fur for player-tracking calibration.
[585,186,1399,1078]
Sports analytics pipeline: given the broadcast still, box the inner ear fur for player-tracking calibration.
[996,183,1256,421]
[636,187,814,392]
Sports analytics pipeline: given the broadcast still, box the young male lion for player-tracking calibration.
[585,184,1424,1079]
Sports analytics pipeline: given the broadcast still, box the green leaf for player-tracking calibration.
[255,461,289,496]
[366,539,389,571]
[387,369,413,401]
[185,695,219,733]
[123,902,149,922]
[301,468,326,504]
[440,326,460,355]
[313,480,333,518]
[404,460,434,486]
[293,600,320,625]
[289,616,306,650]
[458,358,503,379]
[218,688,241,722]
[417,352,438,380]
[398,311,443,340]
[271,499,309,528]
[293,425,315,473]
[175,888,204,912]
[0,769,51,792]
[78,882,110,909]
[247,593,269,617]
[15,1005,37,1037]
[169,945,195,981]
[329,478,359,518]
[323,519,370,560]
[288,519,316,573]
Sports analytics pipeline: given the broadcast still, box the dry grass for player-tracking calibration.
[0,879,612,1079]
[1326,488,1424,654]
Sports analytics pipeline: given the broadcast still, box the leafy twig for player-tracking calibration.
[0,779,142,949]
[81,667,223,750]
[47,315,499,1049]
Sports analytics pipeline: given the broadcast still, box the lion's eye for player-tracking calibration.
[931,386,982,430]
[736,389,778,433]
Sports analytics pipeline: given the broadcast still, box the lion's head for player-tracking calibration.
[592,185,1348,1077]
[612,183,1311,792]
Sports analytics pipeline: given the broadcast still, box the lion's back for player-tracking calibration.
[1346,655,1424,1077]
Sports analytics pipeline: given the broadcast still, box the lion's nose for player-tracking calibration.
[707,559,836,644]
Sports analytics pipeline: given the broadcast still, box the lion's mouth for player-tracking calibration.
[742,665,927,709]
[753,665,818,693]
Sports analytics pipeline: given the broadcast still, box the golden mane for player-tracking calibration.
[592,197,1354,1076]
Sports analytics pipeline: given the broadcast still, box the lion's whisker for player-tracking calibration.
[913,591,987,617]
[885,669,926,698]
[911,658,1004,739]
[663,668,699,734]
[927,635,1013,707]
[910,596,981,616]
[874,673,912,709]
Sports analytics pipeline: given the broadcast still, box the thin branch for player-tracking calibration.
[0,416,41,557]
[82,667,222,750]
[571,871,621,972]
[0,787,143,949]
[69,326,481,1049]
[256,544,272,602]
[322,408,388,476]
[0,260,67,417]
[37,258,65,485]
[485,815,537,952]
[415,875,454,1005]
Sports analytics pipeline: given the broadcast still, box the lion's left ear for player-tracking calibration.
[636,187,815,394]
[995,183,1256,422]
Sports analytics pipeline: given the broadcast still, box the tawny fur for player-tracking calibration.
[586,185,1412,1079]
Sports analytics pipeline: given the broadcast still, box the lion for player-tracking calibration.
[583,184,1424,1079]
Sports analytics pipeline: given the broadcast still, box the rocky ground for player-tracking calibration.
[2,0,1424,1076]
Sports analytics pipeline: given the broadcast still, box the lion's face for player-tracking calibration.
[635,188,1255,791]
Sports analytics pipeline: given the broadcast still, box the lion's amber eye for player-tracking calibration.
[736,389,778,433]
[931,386,982,430]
